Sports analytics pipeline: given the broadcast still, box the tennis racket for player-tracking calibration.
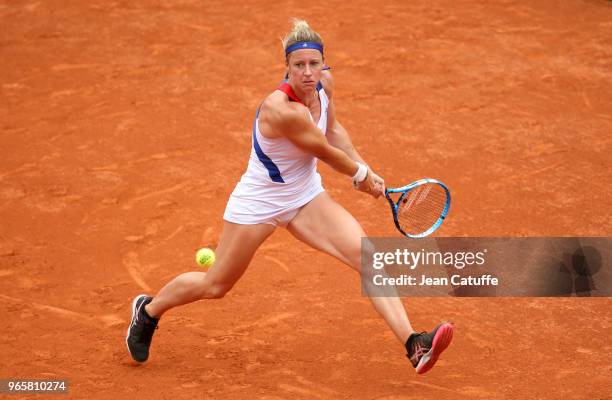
[385,178,451,238]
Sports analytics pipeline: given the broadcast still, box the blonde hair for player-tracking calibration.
[282,19,324,54]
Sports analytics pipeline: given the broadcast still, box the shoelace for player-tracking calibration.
[409,332,431,365]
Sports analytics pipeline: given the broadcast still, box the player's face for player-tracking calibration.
[286,49,324,93]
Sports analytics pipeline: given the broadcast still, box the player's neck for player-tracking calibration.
[288,82,317,107]
[294,87,318,107]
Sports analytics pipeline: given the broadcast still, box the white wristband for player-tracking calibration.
[352,162,368,184]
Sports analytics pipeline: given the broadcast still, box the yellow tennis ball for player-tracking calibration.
[195,248,215,267]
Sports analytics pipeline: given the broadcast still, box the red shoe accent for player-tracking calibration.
[416,323,454,374]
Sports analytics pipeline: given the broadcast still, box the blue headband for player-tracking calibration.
[285,41,324,57]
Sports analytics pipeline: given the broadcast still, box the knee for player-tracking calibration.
[361,239,377,261]
[359,239,378,277]
[200,282,233,299]
[347,241,372,271]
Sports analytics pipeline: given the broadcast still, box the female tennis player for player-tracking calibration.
[126,19,453,374]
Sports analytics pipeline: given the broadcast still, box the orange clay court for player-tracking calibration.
[1,1,611,399]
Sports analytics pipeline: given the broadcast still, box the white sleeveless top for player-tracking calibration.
[225,82,329,219]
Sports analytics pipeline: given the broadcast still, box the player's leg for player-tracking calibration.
[287,192,454,373]
[146,221,276,318]
[126,221,275,362]
[286,192,414,344]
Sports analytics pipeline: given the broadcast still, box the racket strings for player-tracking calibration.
[397,184,448,235]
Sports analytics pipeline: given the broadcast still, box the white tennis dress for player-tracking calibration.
[224,82,329,226]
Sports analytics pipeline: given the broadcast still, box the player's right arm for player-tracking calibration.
[266,101,361,178]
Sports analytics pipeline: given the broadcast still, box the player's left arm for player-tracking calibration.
[321,70,385,193]
[321,71,366,164]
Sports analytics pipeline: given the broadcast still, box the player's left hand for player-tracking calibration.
[368,170,385,198]
[355,169,385,199]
